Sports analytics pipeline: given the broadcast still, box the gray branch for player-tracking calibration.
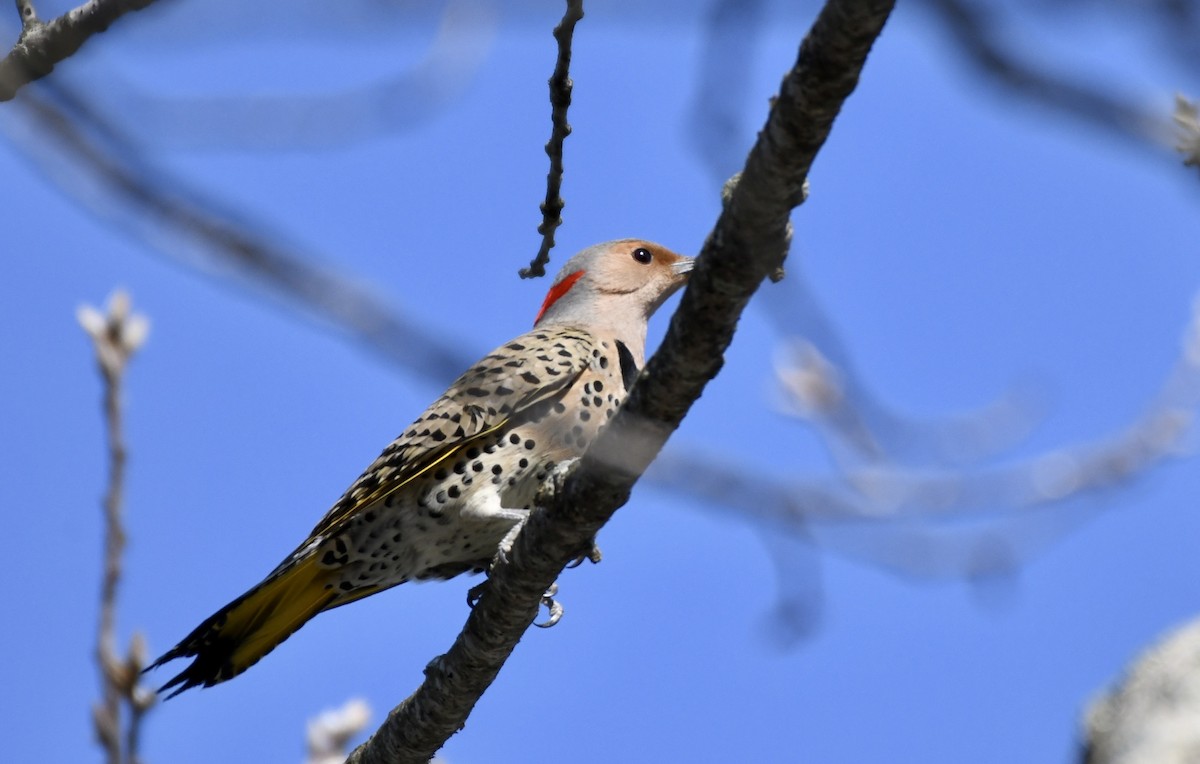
[10,81,471,383]
[345,1,896,761]
[0,0,158,101]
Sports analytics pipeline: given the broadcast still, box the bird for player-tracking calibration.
[147,239,694,697]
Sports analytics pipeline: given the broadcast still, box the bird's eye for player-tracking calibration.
[631,247,653,264]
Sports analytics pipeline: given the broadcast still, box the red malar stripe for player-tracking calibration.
[534,270,585,325]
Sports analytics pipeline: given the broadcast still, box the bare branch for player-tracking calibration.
[79,291,155,764]
[0,0,157,101]
[519,0,584,279]
[346,1,896,760]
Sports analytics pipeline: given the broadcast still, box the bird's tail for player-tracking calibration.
[147,554,337,698]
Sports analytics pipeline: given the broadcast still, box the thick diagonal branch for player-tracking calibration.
[345,2,895,762]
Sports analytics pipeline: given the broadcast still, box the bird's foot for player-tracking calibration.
[490,513,528,572]
[535,582,564,628]
[535,458,579,506]
[469,579,564,626]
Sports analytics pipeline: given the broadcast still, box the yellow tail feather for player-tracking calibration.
[149,554,338,697]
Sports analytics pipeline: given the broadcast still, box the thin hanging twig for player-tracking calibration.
[520,0,585,279]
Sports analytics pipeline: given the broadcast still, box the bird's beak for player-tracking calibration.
[671,258,695,278]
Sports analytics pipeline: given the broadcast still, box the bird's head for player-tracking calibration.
[533,239,694,328]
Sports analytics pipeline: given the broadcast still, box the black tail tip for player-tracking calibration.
[143,649,204,700]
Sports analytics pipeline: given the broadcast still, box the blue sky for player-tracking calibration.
[3,2,1200,762]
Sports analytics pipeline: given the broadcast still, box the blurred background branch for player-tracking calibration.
[917,0,1172,152]
[8,80,472,382]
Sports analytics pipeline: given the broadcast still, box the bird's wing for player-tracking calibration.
[302,327,596,542]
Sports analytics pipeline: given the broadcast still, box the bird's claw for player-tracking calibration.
[566,539,602,568]
[535,583,564,628]
[471,579,563,626]
[490,515,528,574]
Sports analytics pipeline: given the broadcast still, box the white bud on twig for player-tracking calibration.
[305,698,371,764]
[77,290,150,377]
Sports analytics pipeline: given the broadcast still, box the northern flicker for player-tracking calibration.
[148,239,693,696]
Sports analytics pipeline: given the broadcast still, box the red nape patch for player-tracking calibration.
[534,270,586,325]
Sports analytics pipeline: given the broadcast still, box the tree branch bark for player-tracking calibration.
[0,0,158,101]
[345,1,895,761]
